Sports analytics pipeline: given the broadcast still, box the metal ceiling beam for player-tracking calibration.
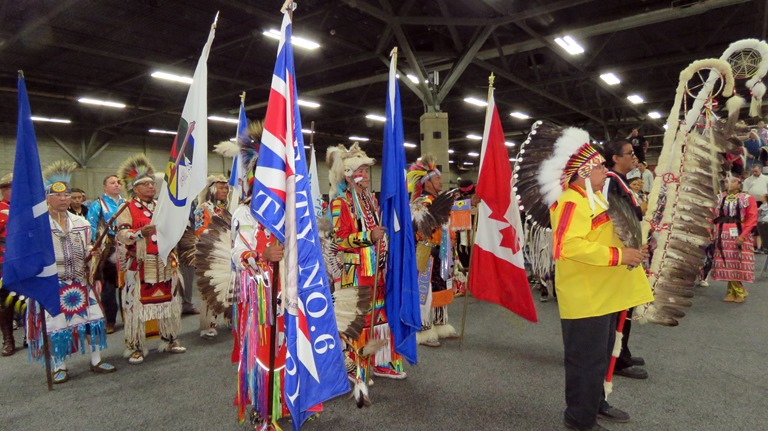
[43,40,255,89]
[475,0,750,60]
[0,0,80,54]
[472,59,605,125]
[389,22,436,109]
[43,130,84,166]
[435,24,497,105]
[435,0,464,52]
[378,55,426,103]
[299,0,745,118]
[391,0,592,27]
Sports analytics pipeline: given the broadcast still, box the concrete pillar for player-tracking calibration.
[419,111,454,184]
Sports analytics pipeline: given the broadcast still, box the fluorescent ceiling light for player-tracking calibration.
[463,97,488,107]
[366,114,386,122]
[151,71,193,85]
[627,94,645,104]
[31,116,71,124]
[648,111,662,119]
[599,72,621,86]
[404,142,417,148]
[298,99,320,108]
[505,141,516,147]
[448,149,455,154]
[510,111,530,120]
[301,129,314,134]
[78,97,126,109]
[208,115,239,124]
[406,74,420,84]
[349,136,369,142]
[448,160,454,164]
[554,35,585,55]
[468,152,480,157]
[466,134,482,140]
[263,29,320,50]
[509,158,519,162]
[148,128,177,135]
[463,162,474,166]
[229,137,237,142]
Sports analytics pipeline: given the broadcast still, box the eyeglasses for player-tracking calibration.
[50,193,71,198]
[622,151,635,157]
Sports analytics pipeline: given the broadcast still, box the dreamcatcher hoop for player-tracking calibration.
[683,67,726,99]
[727,48,762,80]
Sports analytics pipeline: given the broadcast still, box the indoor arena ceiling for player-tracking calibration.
[0,0,763,169]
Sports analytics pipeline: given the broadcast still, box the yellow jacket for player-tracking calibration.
[551,185,653,319]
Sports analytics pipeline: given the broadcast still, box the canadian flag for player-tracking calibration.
[467,83,538,323]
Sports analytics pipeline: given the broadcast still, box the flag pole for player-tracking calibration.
[267,4,294,424]
[266,258,280,428]
[459,209,479,348]
[309,120,315,150]
[459,73,494,348]
[37,302,54,391]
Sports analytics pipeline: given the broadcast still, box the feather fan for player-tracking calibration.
[194,210,234,315]
[606,193,641,249]
[411,191,454,238]
[177,226,198,268]
[333,286,373,341]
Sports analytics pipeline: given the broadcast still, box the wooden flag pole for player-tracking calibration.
[38,303,54,391]
[458,206,479,348]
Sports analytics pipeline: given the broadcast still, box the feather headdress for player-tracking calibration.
[214,120,263,199]
[406,154,440,198]
[118,154,155,195]
[514,121,605,228]
[197,174,229,205]
[239,120,263,182]
[42,160,78,194]
[0,172,12,188]
[326,142,375,199]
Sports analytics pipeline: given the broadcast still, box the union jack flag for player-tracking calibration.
[250,9,349,430]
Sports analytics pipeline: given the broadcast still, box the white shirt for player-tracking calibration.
[641,169,654,194]
[743,174,768,201]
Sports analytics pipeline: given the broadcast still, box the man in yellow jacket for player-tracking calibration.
[515,122,653,431]
[550,140,652,431]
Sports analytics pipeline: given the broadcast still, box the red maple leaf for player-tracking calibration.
[488,203,520,254]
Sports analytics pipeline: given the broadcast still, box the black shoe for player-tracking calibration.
[614,365,648,379]
[564,418,610,430]
[598,406,630,423]
[627,356,645,366]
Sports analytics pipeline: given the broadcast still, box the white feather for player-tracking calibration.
[537,127,591,206]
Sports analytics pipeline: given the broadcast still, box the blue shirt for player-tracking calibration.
[744,138,762,158]
[87,194,125,242]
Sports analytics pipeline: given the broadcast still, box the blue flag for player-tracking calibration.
[380,50,420,365]
[228,99,248,188]
[1,74,61,316]
[250,11,348,430]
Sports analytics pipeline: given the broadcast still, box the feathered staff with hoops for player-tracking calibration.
[642,58,743,326]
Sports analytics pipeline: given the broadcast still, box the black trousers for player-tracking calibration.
[100,260,121,325]
[561,313,617,428]
[615,307,634,370]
